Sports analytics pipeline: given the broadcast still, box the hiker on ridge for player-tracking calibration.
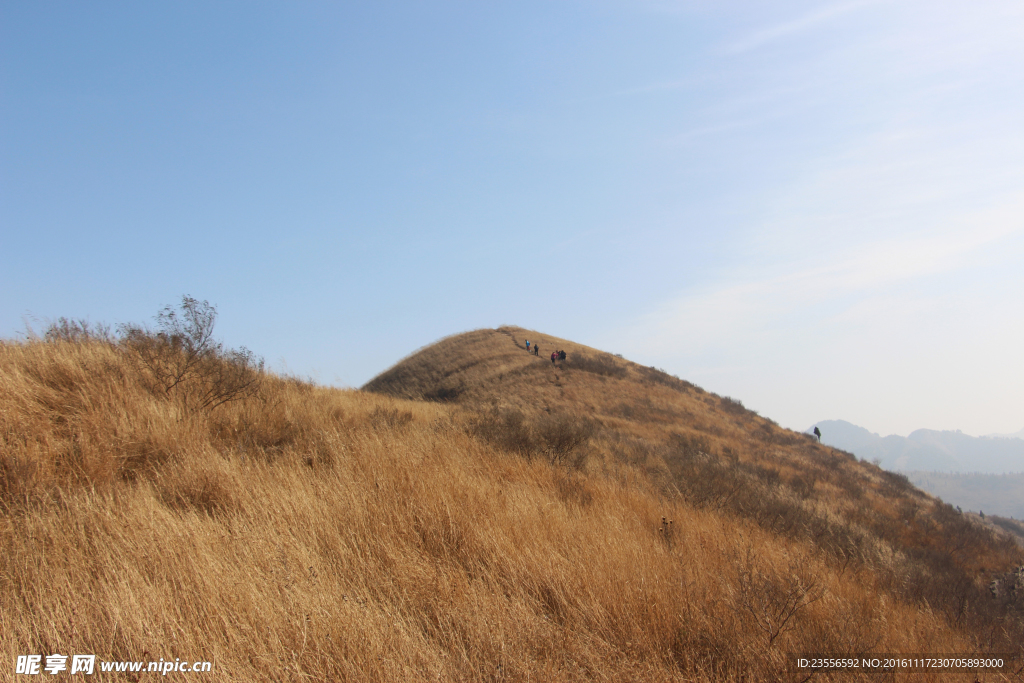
[551,351,557,364]
[813,426,821,443]
[526,340,530,352]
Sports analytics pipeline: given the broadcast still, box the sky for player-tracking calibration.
[3,1,1022,439]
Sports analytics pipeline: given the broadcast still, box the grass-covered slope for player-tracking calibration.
[2,326,1023,682]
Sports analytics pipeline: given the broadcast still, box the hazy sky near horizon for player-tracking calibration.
[3,1,1022,439]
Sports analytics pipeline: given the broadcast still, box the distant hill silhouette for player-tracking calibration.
[808,419,1024,474]
[987,426,1024,439]
[903,471,1024,519]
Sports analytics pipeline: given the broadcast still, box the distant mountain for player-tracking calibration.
[904,472,1024,519]
[986,426,1024,439]
[808,419,1024,474]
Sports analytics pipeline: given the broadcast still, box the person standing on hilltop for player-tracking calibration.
[813,426,821,442]
[526,340,530,352]
[534,345,539,356]
[551,351,557,364]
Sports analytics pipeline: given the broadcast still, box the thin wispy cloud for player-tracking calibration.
[722,0,879,54]
[625,216,1022,355]
[603,187,1024,434]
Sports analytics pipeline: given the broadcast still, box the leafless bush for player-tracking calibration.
[776,431,819,446]
[423,386,461,402]
[535,413,595,468]
[637,366,697,393]
[468,408,534,456]
[990,515,1024,544]
[43,318,114,343]
[565,353,627,379]
[669,432,714,459]
[734,547,823,647]
[469,409,594,468]
[833,447,857,462]
[720,396,747,415]
[120,296,264,414]
[668,449,751,512]
[878,469,914,496]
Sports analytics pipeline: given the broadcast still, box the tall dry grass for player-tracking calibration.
[1,331,1021,681]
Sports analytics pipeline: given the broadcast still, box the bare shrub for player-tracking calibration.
[990,516,1024,545]
[423,386,461,402]
[775,430,819,447]
[121,296,264,414]
[878,469,914,496]
[669,432,714,459]
[720,396,746,414]
[535,413,595,468]
[734,547,823,647]
[468,408,534,456]
[667,449,751,512]
[565,353,627,379]
[468,409,594,468]
[43,318,113,343]
[637,366,697,393]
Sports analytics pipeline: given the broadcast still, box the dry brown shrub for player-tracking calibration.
[120,296,264,414]
[565,352,628,379]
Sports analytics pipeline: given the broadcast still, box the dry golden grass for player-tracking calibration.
[2,329,1022,682]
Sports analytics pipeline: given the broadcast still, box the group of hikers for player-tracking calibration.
[524,340,567,364]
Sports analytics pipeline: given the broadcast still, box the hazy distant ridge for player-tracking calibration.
[809,420,1024,474]
[987,426,1024,439]
[903,472,1024,519]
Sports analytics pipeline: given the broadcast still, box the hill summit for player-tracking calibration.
[364,325,767,443]
[363,326,605,403]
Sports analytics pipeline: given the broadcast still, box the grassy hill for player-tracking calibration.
[3,320,1023,681]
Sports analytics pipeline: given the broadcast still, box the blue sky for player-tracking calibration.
[3,1,1022,438]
